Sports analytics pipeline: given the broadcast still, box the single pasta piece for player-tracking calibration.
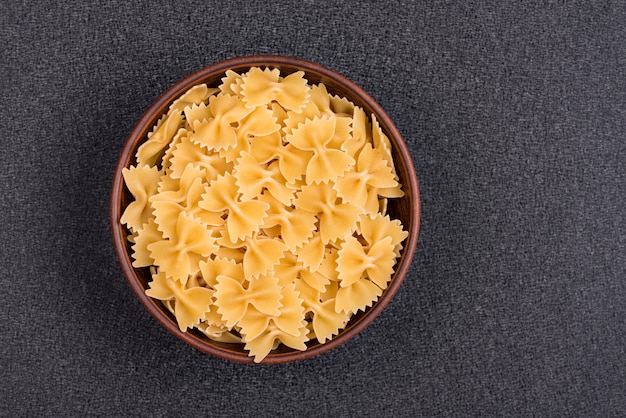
[199,172,269,242]
[294,182,361,245]
[120,164,162,233]
[286,115,354,184]
[136,112,184,166]
[147,211,218,283]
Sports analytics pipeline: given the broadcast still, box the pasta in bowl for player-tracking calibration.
[110,55,420,364]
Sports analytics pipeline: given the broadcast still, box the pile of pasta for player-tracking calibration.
[121,67,408,362]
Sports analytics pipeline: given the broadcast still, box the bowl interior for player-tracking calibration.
[111,55,420,364]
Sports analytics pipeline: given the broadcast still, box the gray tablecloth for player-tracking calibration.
[2,1,624,416]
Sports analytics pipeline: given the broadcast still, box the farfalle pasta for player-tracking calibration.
[120,67,408,362]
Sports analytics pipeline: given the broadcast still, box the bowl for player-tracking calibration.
[110,55,420,364]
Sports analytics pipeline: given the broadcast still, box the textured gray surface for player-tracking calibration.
[2,1,625,416]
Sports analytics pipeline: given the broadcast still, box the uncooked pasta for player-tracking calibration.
[121,67,408,362]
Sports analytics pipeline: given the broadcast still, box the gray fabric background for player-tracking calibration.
[2,1,625,416]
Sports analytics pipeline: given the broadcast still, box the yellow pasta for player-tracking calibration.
[341,105,369,158]
[358,213,409,258]
[214,271,284,328]
[120,164,162,232]
[136,112,184,166]
[282,97,321,135]
[240,282,309,361]
[182,102,212,128]
[293,233,326,273]
[145,271,214,332]
[234,152,294,206]
[199,172,269,242]
[286,115,354,184]
[329,93,356,114]
[294,182,361,244]
[199,257,245,288]
[150,164,219,238]
[130,218,161,268]
[220,232,287,279]
[334,143,399,213]
[240,67,309,112]
[248,131,312,183]
[147,211,218,283]
[168,83,217,115]
[294,277,350,344]
[120,66,408,362]
[168,131,232,182]
[219,70,241,95]
[337,235,396,289]
[259,192,317,251]
[190,94,253,151]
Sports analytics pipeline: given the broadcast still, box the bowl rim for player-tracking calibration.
[110,54,420,364]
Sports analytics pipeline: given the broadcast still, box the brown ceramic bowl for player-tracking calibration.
[110,55,420,364]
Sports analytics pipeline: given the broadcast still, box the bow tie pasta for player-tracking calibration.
[121,67,408,362]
